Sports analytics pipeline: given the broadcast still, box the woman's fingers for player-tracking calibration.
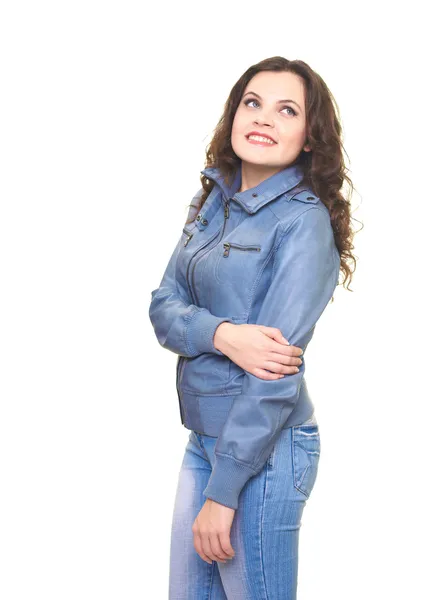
[218,531,236,559]
[265,360,300,375]
[201,534,227,564]
[268,352,303,367]
[193,533,212,564]
[272,343,303,358]
[193,531,234,564]
[253,367,290,380]
[209,533,232,562]
[258,327,303,356]
[253,358,301,379]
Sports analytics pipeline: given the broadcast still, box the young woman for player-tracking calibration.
[149,56,356,598]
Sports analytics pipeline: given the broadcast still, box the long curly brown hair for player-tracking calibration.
[186,56,361,292]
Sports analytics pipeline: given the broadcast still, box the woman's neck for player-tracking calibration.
[239,162,284,193]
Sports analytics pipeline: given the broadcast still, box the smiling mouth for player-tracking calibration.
[246,134,277,145]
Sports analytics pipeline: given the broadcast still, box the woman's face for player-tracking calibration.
[231,70,311,170]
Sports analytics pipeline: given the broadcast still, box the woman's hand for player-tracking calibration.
[214,322,303,380]
[192,498,236,564]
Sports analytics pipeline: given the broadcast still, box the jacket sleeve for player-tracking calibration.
[149,203,235,358]
[202,207,340,509]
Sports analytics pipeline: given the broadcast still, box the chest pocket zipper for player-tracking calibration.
[223,242,261,257]
[182,227,194,247]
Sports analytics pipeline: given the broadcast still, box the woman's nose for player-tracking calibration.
[254,114,274,127]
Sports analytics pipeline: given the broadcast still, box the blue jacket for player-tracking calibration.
[149,162,340,510]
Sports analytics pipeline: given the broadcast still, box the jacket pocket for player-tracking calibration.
[179,353,231,394]
[222,242,262,257]
[214,242,262,285]
[291,424,321,498]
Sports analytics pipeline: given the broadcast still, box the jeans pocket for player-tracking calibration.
[291,424,321,498]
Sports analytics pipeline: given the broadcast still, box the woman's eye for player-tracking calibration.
[243,99,297,116]
[282,106,297,116]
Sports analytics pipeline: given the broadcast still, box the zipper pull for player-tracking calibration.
[223,242,230,257]
[183,228,193,246]
[224,200,230,219]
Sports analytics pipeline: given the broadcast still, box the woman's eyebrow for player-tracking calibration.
[242,90,302,112]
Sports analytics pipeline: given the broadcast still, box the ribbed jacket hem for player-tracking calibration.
[186,311,233,356]
[180,389,315,437]
[202,453,258,510]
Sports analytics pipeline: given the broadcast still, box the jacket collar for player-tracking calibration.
[200,162,306,214]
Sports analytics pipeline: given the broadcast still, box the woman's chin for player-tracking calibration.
[232,149,276,168]
[240,157,282,171]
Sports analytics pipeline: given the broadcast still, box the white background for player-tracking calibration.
[1,1,431,598]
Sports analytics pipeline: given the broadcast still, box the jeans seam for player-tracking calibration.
[207,559,216,600]
[259,463,271,600]
[292,428,308,497]
[196,433,206,452]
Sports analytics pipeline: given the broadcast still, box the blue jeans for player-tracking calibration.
[169,414,320,599]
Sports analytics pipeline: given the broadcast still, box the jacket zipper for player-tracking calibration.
[176,355,187,424]
[223,242,261,257]
[183,227,194,247]
[177,199,231,423]
[187,199,231,304]
[185,228,221,304]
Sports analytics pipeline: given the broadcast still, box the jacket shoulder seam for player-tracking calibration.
[271,207,329,279]
[282,205,328,237]
[266,202,285,225]
[270,195,327,232]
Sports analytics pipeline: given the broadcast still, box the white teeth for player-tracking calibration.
[247,135,275,144]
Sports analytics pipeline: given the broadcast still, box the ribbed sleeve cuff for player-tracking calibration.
[202,453,258,510]
[186,310,233,356]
